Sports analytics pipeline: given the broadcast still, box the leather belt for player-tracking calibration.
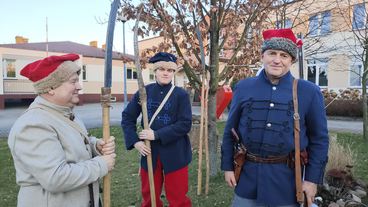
[246,152,289,164]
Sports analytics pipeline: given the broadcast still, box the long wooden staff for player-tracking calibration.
[204,72,210,195]
[196,25,207,195]
[133,6,156,207]
[197,73,205,195]
[102,0,120,206]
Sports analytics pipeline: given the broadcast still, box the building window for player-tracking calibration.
[3,58,16,78]
[219,49,224,57]
[149,70,155,81]
[183,75,189,88]
[127,68,137,80]
[219,31,225,57]
[349,61,365,87]
[308,11,331,36]
[307,59,328,87]
[353,3,366,30]
[350,63,362,86]
[246,27,253,39]
[272,0,296,7]
[171,45,177,55]
[276,18,292,28]
[82,65,87,81]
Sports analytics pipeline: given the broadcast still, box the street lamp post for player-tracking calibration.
[118,12,128,108]
[297,33,304,79]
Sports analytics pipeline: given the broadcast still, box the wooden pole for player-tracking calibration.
[204,73,210,195]
[134,6,156,207]
[101,1,120,206]
[195,24,208,196]
[101,88,112,207]
[197,74,206,195]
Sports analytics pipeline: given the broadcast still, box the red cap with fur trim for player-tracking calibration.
[261,28,303,59]
[262,29,302,46]
[20,53,81,94]
[21,53,79,81]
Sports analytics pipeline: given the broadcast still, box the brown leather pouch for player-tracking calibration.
[287,150,309,169]
[231,128,247,183]
[233,147,246,182]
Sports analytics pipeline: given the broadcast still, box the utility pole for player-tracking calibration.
[46,17,49,57]
[297,33,304,79]
[118,11,128,108]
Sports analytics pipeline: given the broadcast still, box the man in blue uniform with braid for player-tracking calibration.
[121,52,192,207]
[221,28,329,207]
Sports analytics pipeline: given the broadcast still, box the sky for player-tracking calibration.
[0,0,136,54]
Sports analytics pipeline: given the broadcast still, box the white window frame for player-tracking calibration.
[2,58,17,79]
[306,59,328,87]
[127,68,137,80]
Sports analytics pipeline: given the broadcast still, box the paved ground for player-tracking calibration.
[0,102,363,137]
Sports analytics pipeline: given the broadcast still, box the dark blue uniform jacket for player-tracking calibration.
[221,71,329,205]
[121,82,192,174]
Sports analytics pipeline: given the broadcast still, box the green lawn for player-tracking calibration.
[0,136,18,205]
[1,124,367,206]
[336,132,368,183]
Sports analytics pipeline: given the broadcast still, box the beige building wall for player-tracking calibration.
[139,36,165,51]
[273,0,367,91]
[136,0,367,92]
[138,36,188,87]
[78,56,141,95]
[0,47,147,109]
[329,55,350,89]
[0,48,67,94]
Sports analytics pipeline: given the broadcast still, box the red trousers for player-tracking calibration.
[140,159,192,207]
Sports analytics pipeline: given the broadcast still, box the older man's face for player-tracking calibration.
[262,49,293,83]
[50,73,82,107]
[155,67,175,85]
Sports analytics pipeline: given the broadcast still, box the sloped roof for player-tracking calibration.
[0,41,134,61]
